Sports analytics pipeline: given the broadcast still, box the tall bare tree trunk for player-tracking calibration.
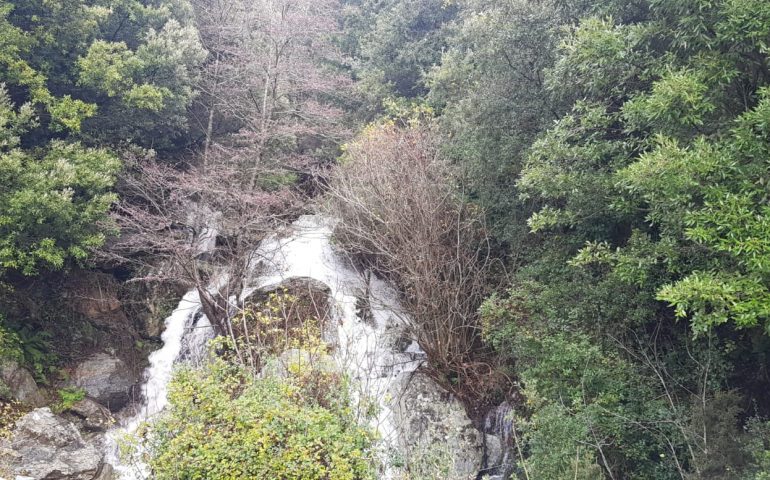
[203,53,221,172]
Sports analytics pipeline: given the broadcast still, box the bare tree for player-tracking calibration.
[102,0,354,332]
[190,0,352,183]
[324,124,507,418]
[100,148,298,333]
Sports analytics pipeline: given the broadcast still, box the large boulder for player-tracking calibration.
[0,408,104,479]
[68,353,137,411]
[392,372,485,479]
[244,277,331,314]
[243,277,337,345]
[66,397,115,432]
[0,361,46,407]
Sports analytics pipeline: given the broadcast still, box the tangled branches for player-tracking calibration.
[325,124,508,417]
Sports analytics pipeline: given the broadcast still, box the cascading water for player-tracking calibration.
[246,215,425,475]
[106,215,431,478]
[481,402,517,479]
[105,290,208,479]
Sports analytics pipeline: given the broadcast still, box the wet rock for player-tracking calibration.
[0,360,46,407]
[245,277,331,312]
[69,353,137,411]
[244,277,336,345]
[0,408,103,479]
[67,397,115,432]
[392,371,485,479]
[483,434,504,474]
[481,402,516,479]
[93,463,115,480]
[178,310,215,366]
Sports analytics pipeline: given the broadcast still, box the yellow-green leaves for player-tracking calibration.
[145,359,375,480]
[0,137,120,276]
[78,41,141,98]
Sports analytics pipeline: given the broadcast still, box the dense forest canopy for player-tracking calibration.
[0,0,769,479]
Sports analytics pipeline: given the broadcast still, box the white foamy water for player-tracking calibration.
[107,215,422,478]
[248,215,423,477]
[105,290,205,479]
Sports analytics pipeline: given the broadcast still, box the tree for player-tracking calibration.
[3,0,206,149]
[190,0,352,185]
[102,148,297,333]
[76,18,206,148]
[427,0,568,244]
[344,0,770,477]
[326,123,505,419]
[342,0,458,103]
[0,85,119,277]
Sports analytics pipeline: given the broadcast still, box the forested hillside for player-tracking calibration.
[0,0,769,479]
[0,1,205,380]
[337,0,770,477]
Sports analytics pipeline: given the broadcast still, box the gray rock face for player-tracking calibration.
[92,463,115,480]
[392,372,485,479]
[0,408,103,479]
[69,353,137,411]
[0,361,46,407]
[67,398,115,432]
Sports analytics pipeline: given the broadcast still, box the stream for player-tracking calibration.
[104,214,514,478]
[106,215,427,478]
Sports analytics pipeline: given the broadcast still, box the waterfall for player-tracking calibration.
[481,401,517,479]
[106,215,424,478]
[247,215,424,477]
[105,290,208,479]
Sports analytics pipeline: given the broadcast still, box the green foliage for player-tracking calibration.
[350,0,770,477]
[744,418,770,479]
[14,326,57,383]
[547,17,650,102]
[140,357,375,479]
[507,329,687,478]
[77,41,142,97]
[256,171,300,191]
[343,0,457,105]
[0,1,203,277]
[53,387,85,413]
[0,2,97,133]
[0,399,27,439]
[622,68,716,135]
[0,314,21,363]
[0,117,120,275]
[0,0,205,148]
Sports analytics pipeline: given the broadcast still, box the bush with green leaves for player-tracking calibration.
[53,387,85,413]
[0,84,120,276]
[139,356,375,479]
[0,314,21,364]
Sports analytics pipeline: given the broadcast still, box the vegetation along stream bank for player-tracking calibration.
[1,0,769,479]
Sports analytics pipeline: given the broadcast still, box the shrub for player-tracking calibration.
[325,124,504,416]
[54,387,85,413]
[140,357,375,479]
